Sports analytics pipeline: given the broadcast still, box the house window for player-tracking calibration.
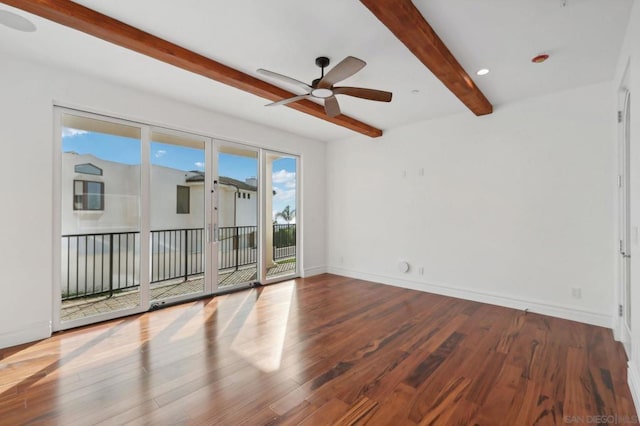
[242,193,246,199]
[247,193,250,200]
[73,180,104,211]
[177,185,190,214]
[237,192,241,198]
[74,163,103,176]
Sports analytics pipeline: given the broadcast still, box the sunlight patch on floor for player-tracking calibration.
[217,290,254,337]
[231,282,294,373]
[171,304,212,342]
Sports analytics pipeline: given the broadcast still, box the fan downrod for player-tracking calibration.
[312,57,330,88]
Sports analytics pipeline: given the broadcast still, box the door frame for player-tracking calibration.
[53,107,150,331]
[212,139,261,293]
[148,125,216,306]
[260,149,301,285]
[617,83,632,356]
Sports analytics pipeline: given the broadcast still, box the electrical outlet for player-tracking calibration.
[571,288,582,299]
[418,267,424,275]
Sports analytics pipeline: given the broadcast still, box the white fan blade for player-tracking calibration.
[257,69,313,92]
[266,94,310,107]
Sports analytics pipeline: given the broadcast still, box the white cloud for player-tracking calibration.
[272,169,296,186]
[272,170,296,198]
[62,127,88,138]
[154,149,167,158]
[194,161,205,168]
[273,188,296,203]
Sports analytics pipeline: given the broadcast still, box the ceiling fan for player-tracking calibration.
[257,56,392,117]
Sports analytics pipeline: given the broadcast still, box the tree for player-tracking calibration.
[276,205,296,224]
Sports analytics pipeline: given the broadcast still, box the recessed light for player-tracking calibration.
[0,10,36,32]
[476,68,490,76]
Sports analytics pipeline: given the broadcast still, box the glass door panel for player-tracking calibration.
[59,113,142,324]
[216,144,259,290]
[264,152,299,281]
[150,130,210,305]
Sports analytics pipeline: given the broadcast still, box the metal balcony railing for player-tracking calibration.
[273,223,296,260]
[61,224,296,300]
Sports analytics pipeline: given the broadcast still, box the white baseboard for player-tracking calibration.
[0,321,51,349]
[303,266,327,277]
[613,320,622,341]
[327,267,612,328]
[613,320,633,358]
[628,361,640,417]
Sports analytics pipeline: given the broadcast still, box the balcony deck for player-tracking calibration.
[61,261,296,322]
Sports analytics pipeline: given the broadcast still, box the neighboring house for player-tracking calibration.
[185,172,257,228]
[60,152,261,296]
[61,152,257,235]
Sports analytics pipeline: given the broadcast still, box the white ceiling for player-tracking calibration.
[0,0,633,141]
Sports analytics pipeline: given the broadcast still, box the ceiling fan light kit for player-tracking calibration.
[311,88,333,98]
[258,56,393,118]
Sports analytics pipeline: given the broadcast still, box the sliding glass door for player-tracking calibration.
[57,112,145,325]
[149,129,212,307]
[215,143,259,291]
[55,108,301,330]
[55,110,216,330]
[263,151,299,283]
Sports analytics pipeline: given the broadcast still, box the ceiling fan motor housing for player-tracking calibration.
[315,56,330,68]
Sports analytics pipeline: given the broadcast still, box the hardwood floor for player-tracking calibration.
[0,274,635,425]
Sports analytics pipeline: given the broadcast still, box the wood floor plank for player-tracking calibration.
[404,331,465,389]
[471,363,525,424]
[269,385,311,416]
[334,396,379,425]
[298,398,350,425]
[367,382,417,425]
[269,400,322,426]
[0,274,634,424]
[416,376,472,425]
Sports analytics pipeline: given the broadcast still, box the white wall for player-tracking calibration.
[150,166,204,231]
[62,153,142,234]
[614,0,640,413]
[217,187,257,228]
[327,81,616,327]
[234,191,257,227]
[0,53,326,348]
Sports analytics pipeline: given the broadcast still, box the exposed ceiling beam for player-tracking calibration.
[2,0,383,138]
[360,0,493,116]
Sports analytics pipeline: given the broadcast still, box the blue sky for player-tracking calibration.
[63,128,296,221]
